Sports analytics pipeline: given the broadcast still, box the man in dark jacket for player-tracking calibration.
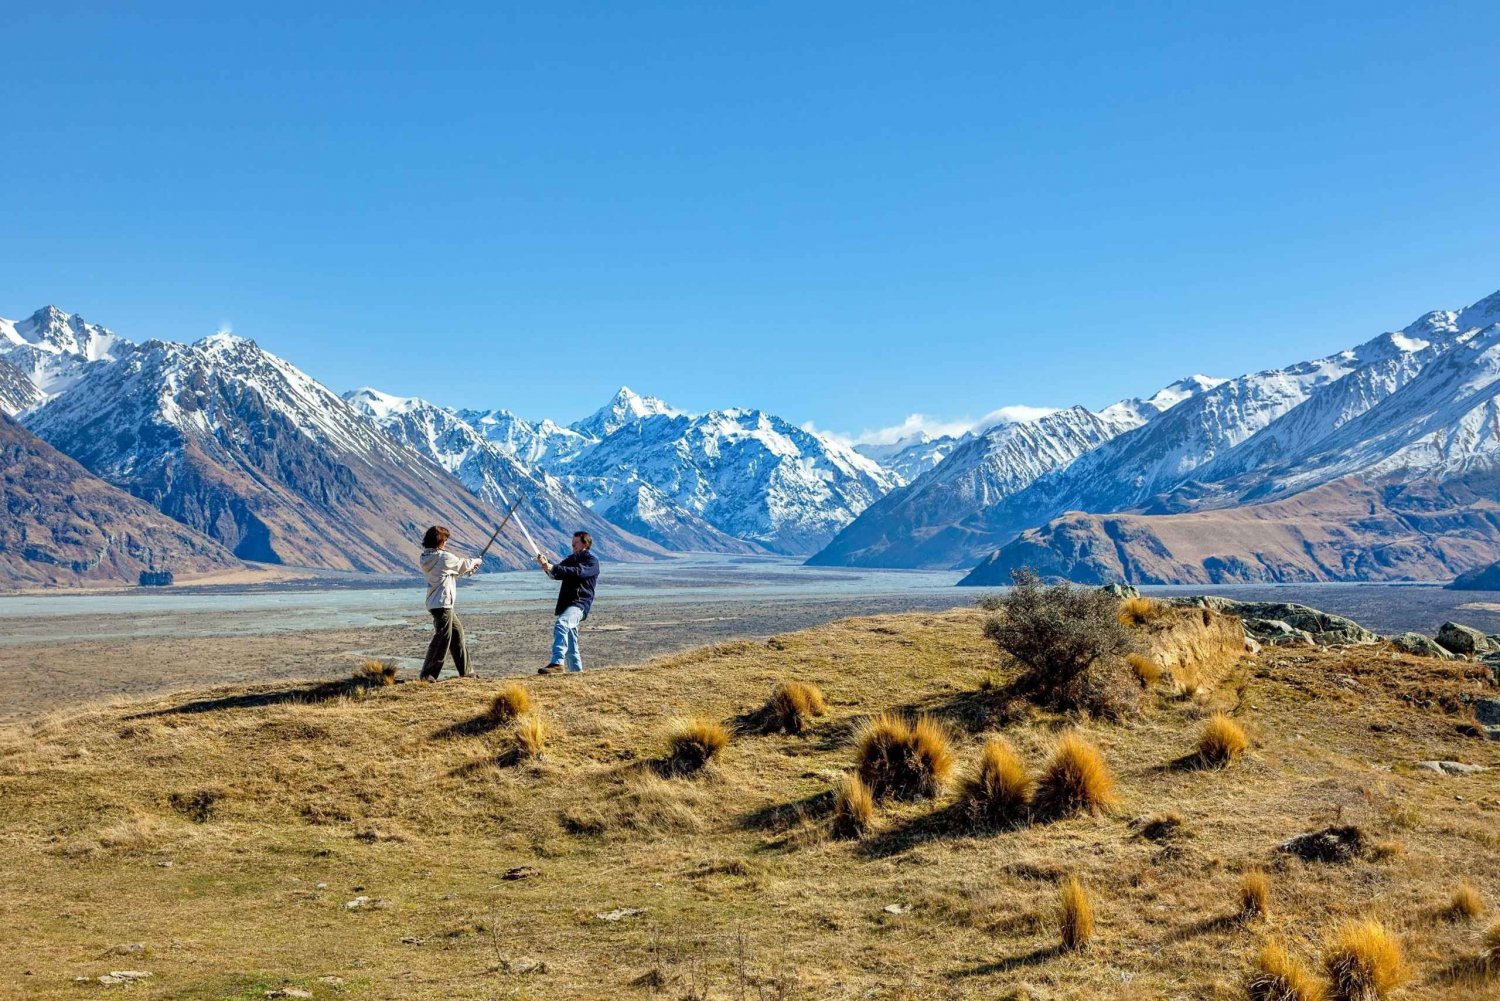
[537,531,600,674]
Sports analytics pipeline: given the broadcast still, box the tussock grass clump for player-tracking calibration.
[1127,652,1162,688]
[1447,883,1484,922]
[1197,712,1249,767]
[355,659,397,687]
[1057,875,1093,952]
[488,683,532,722]
[1484,922,1500,962]
[1034,731,1117,819]
[763,680,828,734]
[1249,940,1327,1001]
[515,714,548,760]
[958,735,1031,829]
[831,773,875,839]
[1117,595,1169,627]
[1239,869,1271,921]
[854,713,955,802]
[661,718,730,775]
[983,569,1139,718]
[1322,920,1407,1001]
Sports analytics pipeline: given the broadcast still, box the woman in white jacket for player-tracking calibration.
[418,525,482,681]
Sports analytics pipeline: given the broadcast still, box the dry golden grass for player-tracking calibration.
[1447,883,1484,921]
[958,735,1031,829]
[2,608,1498,999]
[853,712,955,801]
[1126,652,1163,688]
[1034,730,1117,819]
[1322,920,1408,1001]
[1239,868,1271,921]
[1249,940,1328,1001]
[1116,595,1170,627]
[763,679,828,734]
[1197,711,1250,767]
[356,658,397,686]
[488,682,532,722]
[662,717,729,774]
[515,713,548,759]
[1485,922,1500,960]
[831,773,874,839]
[1058,875,1094,951]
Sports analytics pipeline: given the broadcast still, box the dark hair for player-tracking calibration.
[423,525,450,549]
[573,531,593,550]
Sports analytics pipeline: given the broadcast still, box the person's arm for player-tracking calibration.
[550,553,598,582]
[462,556,482,576]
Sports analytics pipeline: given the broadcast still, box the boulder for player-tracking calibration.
[1184,600,1376,646]
[1415,760,1488,775]
[1475,699,1500,726]
[1388,633,1457,660]
[1436,621,1496,657]
[1101,583,1141,599]
[1244,618,1316,647]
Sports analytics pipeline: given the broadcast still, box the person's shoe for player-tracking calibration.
[418,675,438,684]
[538,664,565,675]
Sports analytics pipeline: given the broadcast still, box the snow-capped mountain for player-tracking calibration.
[1,412,240,587]
[344,388,667,562]
[0,306,127,397]
[550,393,903,555]
[960,289,1500,585]
[809,377,1222,570]
[21,329,525,573]
[456,407,592,467]
[856,432,968,481]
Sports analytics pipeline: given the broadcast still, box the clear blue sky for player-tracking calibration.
[4,2,1498,441]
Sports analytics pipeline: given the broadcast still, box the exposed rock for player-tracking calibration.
[500,956,547,975]
[595,907,647,922]
[502,866,539,881]
[1278,825,1365,863]
[98,971,152,985]
[264,990,312,999]
[1437,622,1497,657]
[1475,699,1500,726]
[883,903,912,915]
[1244,618,1316,647]
[1415,761,1488,775]
[1101,583,1140,599]
[1388,633,1457,659]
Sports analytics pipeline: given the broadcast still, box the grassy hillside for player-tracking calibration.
[2,606,1498,999]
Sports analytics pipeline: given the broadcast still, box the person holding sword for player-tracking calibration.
[418,524,483,681]
[536,531,599,675]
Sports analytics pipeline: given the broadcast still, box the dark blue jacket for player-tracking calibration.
[551,549,600,616]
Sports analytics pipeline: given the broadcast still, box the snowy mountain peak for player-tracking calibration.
[0,305,130,397]
[344,387,424,420]
[1096,373,1225,426]
[573,386,680,439]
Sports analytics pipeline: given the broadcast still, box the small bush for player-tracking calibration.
[1058,876,1093,952]
[1447,883,1484,922]
[984,568,1138,717]
[355,659,397,687]
[1197,713,1249,767]
[1127,653,1162,688]
[854,713,954,801]
[1249,940,1327,1001]
[488,683,532,722]
[168,788,222,824]
[1034,731,1117,819]
[959,736,1031,829]
[1239,869,1271,921]
[515,715,548,759]
[662,718,729,775]
[763,681,828,735]
[1117,595,1169,627]
[831,774,875,839]
[1322,920,1407,1001]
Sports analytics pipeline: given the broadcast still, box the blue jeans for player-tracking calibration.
[550,605,585,672]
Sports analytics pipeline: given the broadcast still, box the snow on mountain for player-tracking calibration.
[456,407,592,467]
[0,357,43,416]
[0,305,128,397]
[1097,374,1227,426]
[856,433,968,481]
[961,288,1500,585]
[343,389,667,562]
[22,331,522,572]
[531,396,902,555]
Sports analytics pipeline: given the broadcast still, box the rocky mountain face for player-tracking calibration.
[856,433,968,481]
[21,329,525,573]
[0,358,43,416]
[1,412,241,587]
[344,389,668,562]
[468,387,901,555]
[960,290,1500,585]
[0,306,127,397]
[809,377,1224,570]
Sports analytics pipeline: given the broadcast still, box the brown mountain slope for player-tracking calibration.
[0,413,241,587]
[962,474,1500,585]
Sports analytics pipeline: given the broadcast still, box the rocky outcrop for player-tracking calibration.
[1389,633,1456,660]
[1449,561,1500,591]
[1166,597,1377,648]
[1436,621,1498,657]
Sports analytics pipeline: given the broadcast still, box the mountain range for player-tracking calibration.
[4,288,1500,589]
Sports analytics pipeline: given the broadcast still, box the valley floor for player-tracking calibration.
[2,608,1498,998]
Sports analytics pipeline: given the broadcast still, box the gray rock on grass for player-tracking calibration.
[1389,633,1457,659]
[1437,621,1497,657]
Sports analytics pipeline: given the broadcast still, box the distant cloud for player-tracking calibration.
[216,320,234,335]
[805,405,1058,449]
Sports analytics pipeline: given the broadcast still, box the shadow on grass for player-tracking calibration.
[949,945,1062,978]
[431,714,507,740]
[1431,955,1496,988]
[125,678,379,717]
[447,745,529,776]
[1162,913,1242,943]
[739,790,835,832]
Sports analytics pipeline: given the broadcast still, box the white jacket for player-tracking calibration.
[420,548,482,610]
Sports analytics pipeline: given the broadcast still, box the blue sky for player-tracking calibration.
[3,2,1498,442]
